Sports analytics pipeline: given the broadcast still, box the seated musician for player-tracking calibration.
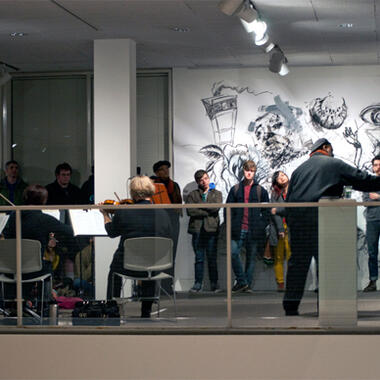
[100,175,172,318]
[3,184,80,300]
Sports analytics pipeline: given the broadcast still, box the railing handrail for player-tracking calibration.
[0,200,377,212]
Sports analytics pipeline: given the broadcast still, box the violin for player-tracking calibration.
[103,199,134,206]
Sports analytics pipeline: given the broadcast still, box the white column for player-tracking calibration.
[318,199,357,327]
[93,39,136,299]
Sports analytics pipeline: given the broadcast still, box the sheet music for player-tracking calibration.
[42,209,60,221]
[0,213,9,234]
[69,209,107,236]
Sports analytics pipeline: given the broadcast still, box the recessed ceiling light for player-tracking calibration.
[170,26,190,32]
[339,23,353,28]
[10,32,27,37]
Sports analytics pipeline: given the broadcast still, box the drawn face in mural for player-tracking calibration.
[248,96,307,169]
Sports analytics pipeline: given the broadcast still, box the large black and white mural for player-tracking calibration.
[173,66,380,290]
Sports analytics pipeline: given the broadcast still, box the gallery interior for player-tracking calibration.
[1,1,380,379]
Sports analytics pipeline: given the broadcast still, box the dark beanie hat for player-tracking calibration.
[310,138,331,153]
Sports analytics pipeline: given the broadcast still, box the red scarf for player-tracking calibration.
[310,149,329,157]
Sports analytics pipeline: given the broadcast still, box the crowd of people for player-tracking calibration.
[2,137,380,318]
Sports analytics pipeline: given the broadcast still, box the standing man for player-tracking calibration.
[152,160,182,289]
[46,162,82,206]
[226,160,270,293]
[284,139,380,316]
[0,160,28,205]
[186,169,222,292]
[363,155,380,292]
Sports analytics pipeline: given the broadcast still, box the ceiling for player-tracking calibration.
[0,0,379,73]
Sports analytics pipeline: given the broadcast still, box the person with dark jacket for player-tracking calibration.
[45,162,82,206]
[269,171,291,292]
[362,154,380,292]
[186,169,222,292]
[151,160,182,292]
[0,160,28,206]
[284,138,380,316]
[100,175,172,318]
[225,160,270,293]
[3,184,79,298]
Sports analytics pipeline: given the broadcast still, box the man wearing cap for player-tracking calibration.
[152,160,182,287]
[362,154,380,292]
[283,138,380,316]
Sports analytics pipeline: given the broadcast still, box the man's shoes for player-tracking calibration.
[245,286,254,294]
[232,283,248,293]
[277,283,285,292]
[285,309,299,316]
[189,283,202,293]
[363,280,377,292]
[210,283,222,293]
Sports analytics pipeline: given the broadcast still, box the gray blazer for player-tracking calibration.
[186,188,222,233]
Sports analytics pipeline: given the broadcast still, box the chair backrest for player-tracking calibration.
[0,239,42,275]
[123,237,173,273]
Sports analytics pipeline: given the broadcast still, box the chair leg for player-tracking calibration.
[157,280,161,317]
[40,280,44,325]
[111,273,115,299]
[172,278,177,319]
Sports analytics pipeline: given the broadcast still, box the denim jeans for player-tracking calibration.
[366,220,380,280]
[231,230,257,287]
[191,230,218,285]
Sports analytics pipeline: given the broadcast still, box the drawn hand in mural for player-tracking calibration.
[200,143,268,197]
[343,124,363,168]
[309,94,347,130]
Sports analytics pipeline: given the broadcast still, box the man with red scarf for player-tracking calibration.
[283,138,380,316]
[152,160,182,290]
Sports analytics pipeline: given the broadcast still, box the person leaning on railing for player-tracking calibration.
[282,138,380,316]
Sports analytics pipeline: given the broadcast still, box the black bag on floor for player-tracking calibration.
[72,300,120,326]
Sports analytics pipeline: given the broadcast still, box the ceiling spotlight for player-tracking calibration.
[269,48,288,75]
[241,18,267,38]
[263,41,275,53]
[279,61,289,76]
[219,0,258,22]
[218,0,245,16]
[254,32,269,46]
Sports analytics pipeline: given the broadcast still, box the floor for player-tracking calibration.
[2,291,380,331]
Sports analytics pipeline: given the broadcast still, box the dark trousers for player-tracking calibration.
[366,220,380,280]
[283,209,318,313]
[107,250,155,316]
[191,229,218,285]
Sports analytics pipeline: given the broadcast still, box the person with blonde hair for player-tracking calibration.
[100,175,172,318]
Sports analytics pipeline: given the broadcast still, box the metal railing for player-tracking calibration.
[0,200,377,331]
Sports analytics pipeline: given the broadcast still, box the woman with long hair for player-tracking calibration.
[269,171,291,292]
